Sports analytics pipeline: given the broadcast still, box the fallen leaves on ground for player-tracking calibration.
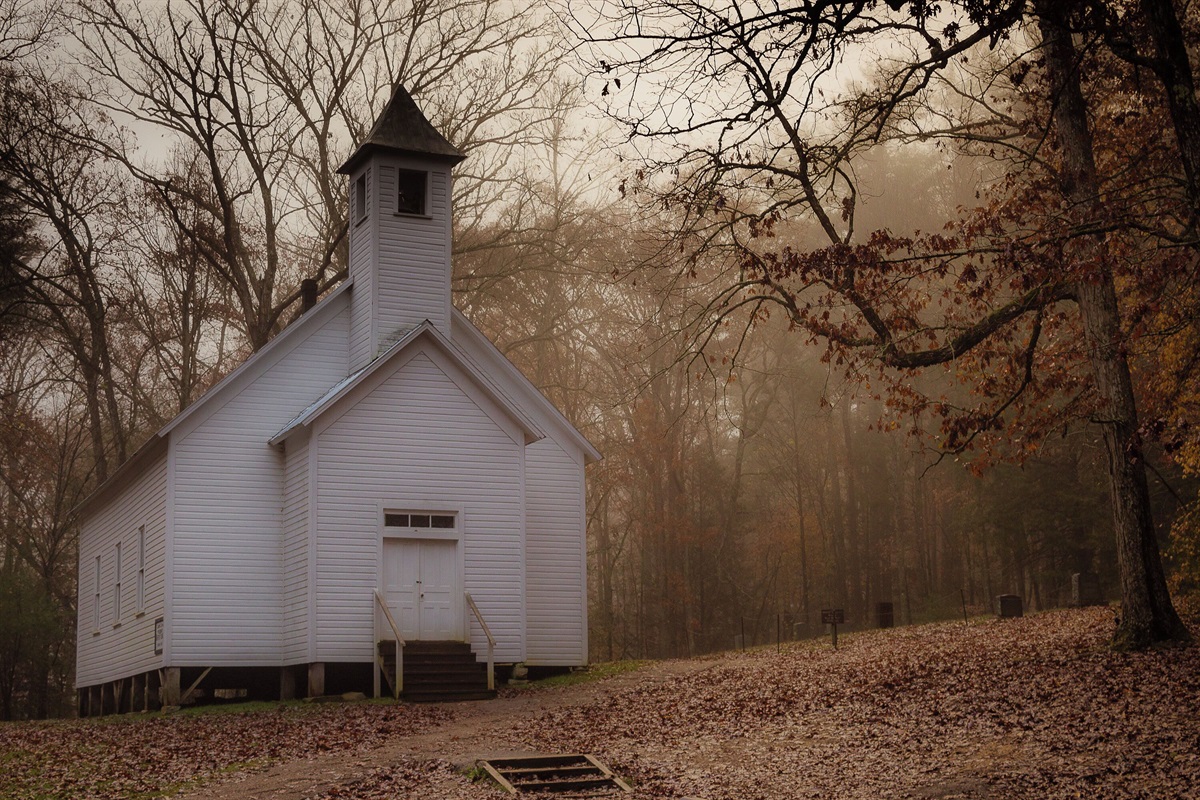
[508,606,1200,799]
[0,701,451,799]
[308,759,507,800]
[5,607,1199,799]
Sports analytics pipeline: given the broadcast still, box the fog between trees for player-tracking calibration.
[2,0,1198,717]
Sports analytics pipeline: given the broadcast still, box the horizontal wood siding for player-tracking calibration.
[172,312,348,666]
[451,314,591,663]
[314,345,524,663]
[524,439,587,665]
[281,433,309,663]
[348,166,376,370]
[76,452,167,686]
[376,160,451,338]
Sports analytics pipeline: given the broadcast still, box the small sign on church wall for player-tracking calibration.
[154,617,163,655]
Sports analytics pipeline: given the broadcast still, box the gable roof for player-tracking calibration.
[74,281,352,519]
[73,433,169,518]
[337,85,466,174]
[269,320,544,446]
[160,281,352,437]
[450,309,602,464]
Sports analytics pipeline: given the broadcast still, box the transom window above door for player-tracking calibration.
[385,512,455,529]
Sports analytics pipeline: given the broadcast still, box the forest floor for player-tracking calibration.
[2,604,1199,800]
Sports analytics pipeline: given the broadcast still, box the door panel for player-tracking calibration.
[383,539,421,640]
[382,538,460,641]
[419,540,457,639]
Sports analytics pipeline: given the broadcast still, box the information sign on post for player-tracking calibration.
[821,608,845,648]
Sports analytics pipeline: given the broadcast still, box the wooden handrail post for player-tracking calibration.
[397,642,403,698]
[464,593,496,691]
[373,590,380,698]
[374,590,406,697]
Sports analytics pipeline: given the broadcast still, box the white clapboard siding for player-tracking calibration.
[450,312,600,464]
[348,165,376,370]
[313,345,525,663]
[281,431,310,663]
[76,450,168,687]
[449,313,594,665]
[375,159,452,338]
[524,439,588,665]
[171,311,349,666]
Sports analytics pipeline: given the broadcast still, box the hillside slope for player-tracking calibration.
[2,606,1197,799]
[512,606,1200,799]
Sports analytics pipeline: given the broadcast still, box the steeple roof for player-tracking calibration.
[337,85,466,174]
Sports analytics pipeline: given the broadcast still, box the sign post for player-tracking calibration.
[821,608,845,649]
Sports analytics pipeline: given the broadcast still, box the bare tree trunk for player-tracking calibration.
[839,401,862,620]
[1037,1,1188,648]
[791,398,811,624]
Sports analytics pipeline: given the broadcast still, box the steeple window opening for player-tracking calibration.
[395,168,428,216]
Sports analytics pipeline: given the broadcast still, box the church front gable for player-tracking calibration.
[309,344,526,664]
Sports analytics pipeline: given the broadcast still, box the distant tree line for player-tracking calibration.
[570,0,1200,651]
[4,0,1200,719]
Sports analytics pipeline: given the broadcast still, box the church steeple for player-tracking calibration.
[337,85,466,176]
[342,85,462,369]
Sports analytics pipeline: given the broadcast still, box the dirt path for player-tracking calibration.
[173,659,714,800]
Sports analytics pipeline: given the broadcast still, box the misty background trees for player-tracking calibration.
[2,0,1199,717]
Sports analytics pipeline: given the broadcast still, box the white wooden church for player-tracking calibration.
[75,87,599,713]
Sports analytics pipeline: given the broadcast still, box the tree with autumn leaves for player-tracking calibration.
[583,0,1200,648]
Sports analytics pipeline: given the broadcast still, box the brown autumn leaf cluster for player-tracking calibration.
[507,605,1200,799]
[0,701,451,799]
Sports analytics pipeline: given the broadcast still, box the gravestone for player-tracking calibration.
[996,594,1023,618]
[876,601,895,628]
[1071,572,1103,607]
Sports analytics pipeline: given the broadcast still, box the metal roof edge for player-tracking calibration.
[73,434,168,519]
[161,280,352,437]
[450,309,603,463]
[268,321,545,446]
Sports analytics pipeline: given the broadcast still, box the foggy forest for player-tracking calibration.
[2,0,1200,726]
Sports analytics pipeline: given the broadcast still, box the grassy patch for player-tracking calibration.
[171,699,312,718]
[523,660,646,690]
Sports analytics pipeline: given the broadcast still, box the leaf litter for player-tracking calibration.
[506,606,1200,799]
[3,606,1198,799]
[0,701,450,799]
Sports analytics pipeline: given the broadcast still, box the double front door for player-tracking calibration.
[382,538,461,640]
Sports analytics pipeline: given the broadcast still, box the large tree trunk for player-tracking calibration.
[1037,1,1189,648]
[1141,0,1200,218]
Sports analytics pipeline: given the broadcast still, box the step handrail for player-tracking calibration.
[373,590,405,697]
[464,592,495,691]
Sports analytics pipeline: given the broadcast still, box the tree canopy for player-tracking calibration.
[580,0,1200,647]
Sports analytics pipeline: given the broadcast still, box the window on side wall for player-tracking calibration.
[137,525,145,614]
[395,169,427,216]
[93,556,101,633]
[113,542,122,625]
[355,173,367,222]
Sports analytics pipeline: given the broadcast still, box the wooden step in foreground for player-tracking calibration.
[479,754,632,796]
